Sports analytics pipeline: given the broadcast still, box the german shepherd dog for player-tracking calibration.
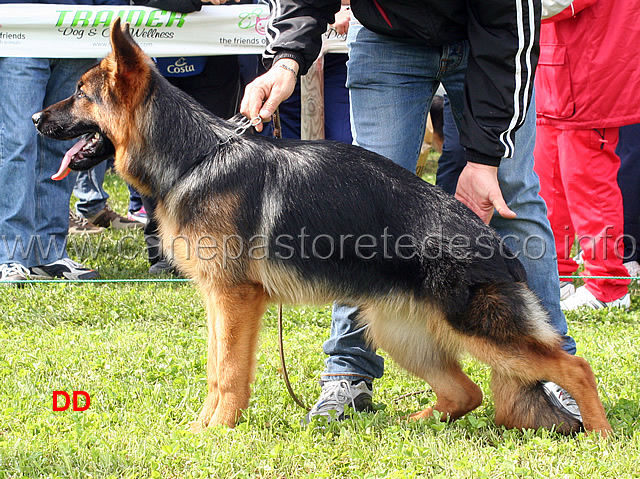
[33,19,611,436]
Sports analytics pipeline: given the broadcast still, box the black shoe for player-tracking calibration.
[148,259,179,276]
[30,258,99,280]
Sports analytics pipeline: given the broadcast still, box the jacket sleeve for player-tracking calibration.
[460,0,541,166]
[130,0,202,13]
[263,0,342,75]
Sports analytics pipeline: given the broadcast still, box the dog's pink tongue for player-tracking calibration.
[51,137,89,180]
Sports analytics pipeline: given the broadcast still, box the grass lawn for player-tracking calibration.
[1,170,639,478]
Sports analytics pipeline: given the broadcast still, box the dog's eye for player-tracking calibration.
[77,89,85,98]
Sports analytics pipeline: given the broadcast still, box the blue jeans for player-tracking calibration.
[0,57,96,267]
[321,24,574,383]
[128,184,144,214]
[74,163,109,218]
[435,95,466,195]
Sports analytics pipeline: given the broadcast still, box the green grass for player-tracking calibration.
[1,170,640,478]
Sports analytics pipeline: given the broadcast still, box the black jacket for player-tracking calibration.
[264,0,541,166]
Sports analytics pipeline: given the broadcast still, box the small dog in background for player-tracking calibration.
[32,19,611,436]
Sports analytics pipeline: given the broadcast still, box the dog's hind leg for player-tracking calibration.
[470,341,611,436]
[406,359,484,422]
[523,349,611,435]
[193,283,268,429]
[363,305,482,422]
[459,283,611,435]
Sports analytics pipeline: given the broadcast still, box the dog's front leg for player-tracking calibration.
[198,283,267,429]
[190,290,221,433]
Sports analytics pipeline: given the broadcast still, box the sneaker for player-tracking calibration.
[573,250,584,265]
[624,260,640,277]
[542,381,583,423]
[305,379,374,424]
[148,258,180,276]
[69,211,105,235]
[127,206,148,225]
[560,285,630,311]
[30,258,99,280]
[86,204,142,230]
[0,262,30,285]
[559,281,575,301]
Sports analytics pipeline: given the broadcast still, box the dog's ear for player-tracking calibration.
[106,17,150,94]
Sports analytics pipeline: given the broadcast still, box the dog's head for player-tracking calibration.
[32,18,152,180]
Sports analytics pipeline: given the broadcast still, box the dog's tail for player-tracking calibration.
[491,374,583,435]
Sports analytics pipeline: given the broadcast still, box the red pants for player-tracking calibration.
[534,125,630,302]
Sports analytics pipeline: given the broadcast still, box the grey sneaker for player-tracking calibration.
[305,379,374,424]
[542,381,583,423]
[0,262,30,285]
[30,258,99,280]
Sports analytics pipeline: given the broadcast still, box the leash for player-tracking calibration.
[272,107,309,412]
[277,303,309,411]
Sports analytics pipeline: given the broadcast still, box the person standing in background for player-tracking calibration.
[533,0,640,310]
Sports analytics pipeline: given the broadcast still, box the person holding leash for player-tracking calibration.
[227,0,582,423]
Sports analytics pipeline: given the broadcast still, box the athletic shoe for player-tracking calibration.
[573,250,584,265]
[560,285,630,311]
[127,206,148,225]
[30,258,99,280]
[624,260,640,277]
[0,262,30,285]
[542,381,583,423]
[559,282,575,301]
[87,204,142,230]
[305,379,374,423]
[69,211,104,235]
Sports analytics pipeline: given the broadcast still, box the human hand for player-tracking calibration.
[330,5,352,35]
[240,59,299,132]
[454,162,516,224]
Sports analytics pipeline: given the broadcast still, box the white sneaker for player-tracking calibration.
[559,282,575,301]
[573,250,584,265]
[542,381,583,423]
[623,260,640,277]
[305,379,374,423]
[0,262,30,285]
[560,285,630,311]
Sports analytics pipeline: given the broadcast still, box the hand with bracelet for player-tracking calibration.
[240,59,299,133]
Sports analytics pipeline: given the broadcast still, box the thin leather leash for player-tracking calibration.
[272,108,309,411]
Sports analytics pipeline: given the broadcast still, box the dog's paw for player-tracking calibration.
[403,407,436,422]
[188,419,206,433]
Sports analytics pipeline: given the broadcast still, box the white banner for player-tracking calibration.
[0,4,347,58]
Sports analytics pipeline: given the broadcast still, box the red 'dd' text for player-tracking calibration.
[53,390,91,411]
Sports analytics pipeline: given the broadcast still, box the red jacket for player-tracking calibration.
[535,0,640,129]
